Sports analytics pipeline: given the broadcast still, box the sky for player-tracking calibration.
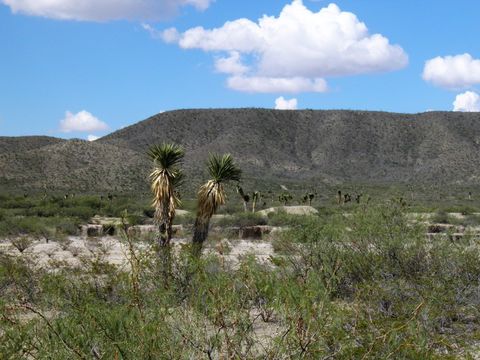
[1,0,480,139]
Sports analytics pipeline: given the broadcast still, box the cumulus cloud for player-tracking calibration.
[275,97,298,110]
[453,91,480,112]
[423,54,480,89]
[1,0,214,21]
[159,1,408,93]
[215,52,249,75]
[60,111,108,133]
[228,76,327,93]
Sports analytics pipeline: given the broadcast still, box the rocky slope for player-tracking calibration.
[1,109,480,193]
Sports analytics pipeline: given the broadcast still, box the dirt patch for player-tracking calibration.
[257,206,318,216]
[0,236,275,270]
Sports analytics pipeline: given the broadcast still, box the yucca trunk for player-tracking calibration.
[153,198,172,288]
[192,180,223,255]
[192,217,210,254]
[155,197,170,247]
[192,154,241,255]
[148,143,184,288]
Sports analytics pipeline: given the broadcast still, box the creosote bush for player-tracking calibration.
[213,212,267,228]
[1,203,480,358]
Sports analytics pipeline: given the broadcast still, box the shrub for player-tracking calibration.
[55,220,80,236]
[431,210,450,224]
[11,236,34,253]
[267,210,310,227]
[60,206,95,221]
[2,202,480,358]
[143,208,155,218]
[173,212,195,227]
[214,212,267,228]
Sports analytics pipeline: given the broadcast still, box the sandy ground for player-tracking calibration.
[0,234,281,355]
[257,205,318,216]
[0,235,275,270]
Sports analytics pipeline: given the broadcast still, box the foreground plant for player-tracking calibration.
[192,154,241,254]
[147,143,184,247]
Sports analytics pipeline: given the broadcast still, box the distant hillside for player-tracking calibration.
[100,109,480,184]
[0,139,149,193]
[0,136,65,155]
[1,109,480,193]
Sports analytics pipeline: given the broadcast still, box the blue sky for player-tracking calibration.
[1,0,479,139]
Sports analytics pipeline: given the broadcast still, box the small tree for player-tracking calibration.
[236,185,250,212]
[337,190,343,205]
[279,192,293,206]
[148,143,184,247]
[302,192,316,206]
[252,191,260,213]
[192,154,241,255]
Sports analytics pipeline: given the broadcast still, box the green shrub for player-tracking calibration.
[462,214,480,227]
[267,210,310,227]
[55,220,80,236]
[173,212,195,226]
[60,206,95,221]
[143,208,155,218]
[2,202,480,358]
[11,236,34,253]
[214,212,267,228]
[431,210,450,224]
[444,204,477,215]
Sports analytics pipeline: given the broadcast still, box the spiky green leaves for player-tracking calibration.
[207,154,242,184]
[148,143,185,171]
[197,154,241,222]
[148,143,184,208]
[148,143,184,245]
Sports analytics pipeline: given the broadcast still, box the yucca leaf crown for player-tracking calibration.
[207,153,242,184]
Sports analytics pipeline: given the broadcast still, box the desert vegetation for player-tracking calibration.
[2,200,480,358]
[2,143,480,357]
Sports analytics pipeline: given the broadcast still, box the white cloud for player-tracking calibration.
[215,52,249,75]
[423,54,480,89]
[142,24,163,39]
[453,91,480,112]
[275,96,298,110]
[1,0,214,21]
[87,135,100,142]
[161,1,408,93]
[60,111,108,133]
[228,76,327,93]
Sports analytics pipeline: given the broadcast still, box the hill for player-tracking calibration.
[0,139,149,193]
[0,136,65,155]
[1,109,480,193]
[100,109,480,184]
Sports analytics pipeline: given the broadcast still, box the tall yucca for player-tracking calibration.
[148,143,184,247]
[192,154,241,251]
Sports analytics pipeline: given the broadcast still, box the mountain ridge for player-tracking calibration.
[1,109,480,193]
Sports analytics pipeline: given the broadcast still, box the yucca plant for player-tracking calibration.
[252,191,260,213]
[236,185,250,212]
[148,143,184,247]
[279,192,293,206]
[192,154,241,253]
